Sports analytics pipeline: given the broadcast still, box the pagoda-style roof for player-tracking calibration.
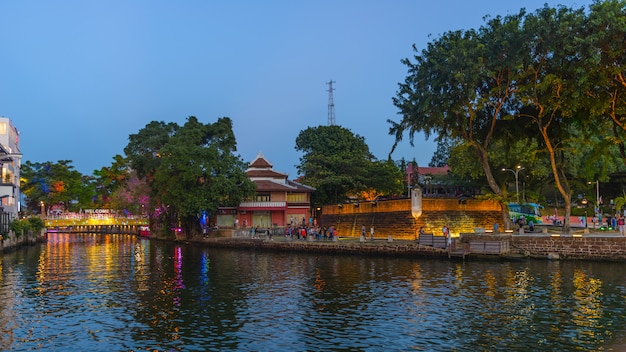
[248,153,273,169]
[246,151,314,193]
[254,179,315,192]
[246,168,288,179]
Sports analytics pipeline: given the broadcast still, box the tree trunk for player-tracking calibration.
[540,126,571,233]
[472,143,511,230]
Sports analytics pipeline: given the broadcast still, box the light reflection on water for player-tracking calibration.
[0,233,625,351]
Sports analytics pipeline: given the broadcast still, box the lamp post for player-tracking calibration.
[588,180,600,212]
[582,198,588,229]
[502,165,525,203]
[588,180,600,229]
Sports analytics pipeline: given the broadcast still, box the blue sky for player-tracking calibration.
[0,0,592,177]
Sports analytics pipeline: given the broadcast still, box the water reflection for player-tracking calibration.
[1,234,626,350]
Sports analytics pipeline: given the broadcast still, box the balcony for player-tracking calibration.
[238,201,287,211]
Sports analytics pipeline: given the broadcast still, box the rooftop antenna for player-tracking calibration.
[327,80,336,125]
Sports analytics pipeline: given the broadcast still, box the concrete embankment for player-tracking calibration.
[187,231,626,261]
[1,229,46,253]
[190,236,451,258]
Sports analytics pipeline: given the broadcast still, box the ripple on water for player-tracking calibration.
[3,237,626,351]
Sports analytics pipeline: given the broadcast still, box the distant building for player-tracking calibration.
[416,165,450,184]
[216,152,315,229]
[0,117,21,218]
[410,165,479,198]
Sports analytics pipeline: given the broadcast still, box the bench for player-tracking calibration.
[418,233,433,246]
[432,236,447,249]
[469,240,509,255]
[418,234,448,248]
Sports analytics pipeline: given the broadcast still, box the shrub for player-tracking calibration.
[27,217,45,233]
[10,219,30,237]
[9,217,45,236]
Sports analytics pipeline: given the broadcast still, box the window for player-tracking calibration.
[287,193,306,202]
[255,194,270,202]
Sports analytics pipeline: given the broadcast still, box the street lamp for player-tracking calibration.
[582,198,588,229]
[588,180,600,214]
[502,165,525,203]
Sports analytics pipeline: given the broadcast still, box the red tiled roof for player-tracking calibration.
[246,169,288,178]
[249,153,273,168]
[253,179,314,192]
[417,166,450,175]
[245,151,314,192]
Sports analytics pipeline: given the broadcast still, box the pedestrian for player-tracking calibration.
[361,225,366,241]
[250,226,255,238]
[442,224,450,248]
[528,220,534,232]
[619,216,625,236]
[370,227,375,241]
[612,215,617,230]
[417,227,425,241]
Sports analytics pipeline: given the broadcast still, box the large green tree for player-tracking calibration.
[126,116,255,237]
[124,121,179,182]
[514,5,589,232]
[295,125,403,206]
[390,2,626,231]
[390,12,525,227]
[583,0,626,166]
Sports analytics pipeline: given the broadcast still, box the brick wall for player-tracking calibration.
[320,198,502,240]
[511,235,626,260]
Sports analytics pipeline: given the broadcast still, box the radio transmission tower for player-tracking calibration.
[327,80,336,125]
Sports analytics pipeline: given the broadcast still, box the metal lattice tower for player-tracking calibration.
[327,80,336,125]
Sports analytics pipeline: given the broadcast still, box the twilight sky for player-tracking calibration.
[0,0,592,177]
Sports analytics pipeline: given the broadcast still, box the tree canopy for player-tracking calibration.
[296,125,404,206]
[389,1,626,231]
[125,116,255,237]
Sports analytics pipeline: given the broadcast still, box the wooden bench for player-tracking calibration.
[418,233,433,246]
[469,240,509,255]
[432,236,447,249]
[418,234,448,248]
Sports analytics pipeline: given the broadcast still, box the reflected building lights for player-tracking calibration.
[572,269,603,343]
[410,263,423,294]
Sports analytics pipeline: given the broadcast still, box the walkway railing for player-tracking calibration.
[44,213,148,228]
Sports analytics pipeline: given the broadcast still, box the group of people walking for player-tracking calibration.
[285,225,337,241]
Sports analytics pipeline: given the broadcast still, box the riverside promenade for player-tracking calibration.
[181,228,626,261]
[188,234,452,259]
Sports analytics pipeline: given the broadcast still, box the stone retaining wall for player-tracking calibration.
[510,235,626,261]
[321,198,502,240]
[1,229,46,253]
[200,238,450,258]
[197,233,626,261]
[461,233,626,260]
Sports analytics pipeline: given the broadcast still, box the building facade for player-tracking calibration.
[0,117,21,218]
[216,152,314,229]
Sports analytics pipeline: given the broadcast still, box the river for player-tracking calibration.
[1,233,626,351]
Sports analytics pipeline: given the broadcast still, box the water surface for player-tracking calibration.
[1,233,625,351]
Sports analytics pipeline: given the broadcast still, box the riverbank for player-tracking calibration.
[1,229,46,253]
[192,235,451,258]
[178,230,626,261]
